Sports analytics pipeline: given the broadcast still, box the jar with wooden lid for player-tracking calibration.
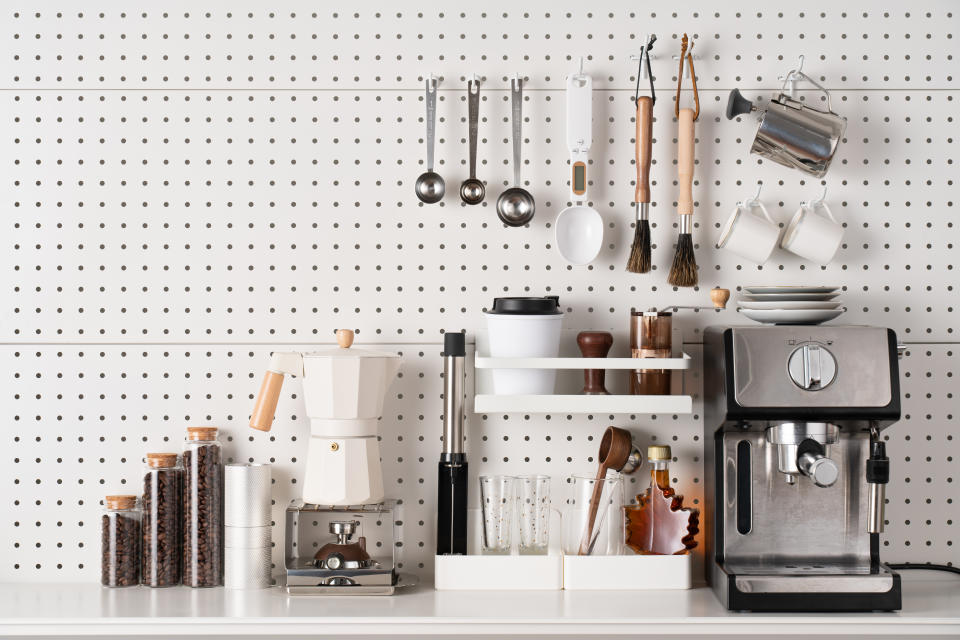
[142,453,181,587]
[101,495,140,587]
[182,426,223,587]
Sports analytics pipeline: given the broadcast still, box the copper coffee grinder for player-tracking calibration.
[630,288,729,395]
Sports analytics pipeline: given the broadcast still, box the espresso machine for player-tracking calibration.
[250,329,406,594]
[704,326,901,611]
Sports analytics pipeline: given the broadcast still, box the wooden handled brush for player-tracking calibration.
[668,107,698,287]
[627,96,654,273]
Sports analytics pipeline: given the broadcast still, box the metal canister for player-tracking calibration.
[629,309,672,396]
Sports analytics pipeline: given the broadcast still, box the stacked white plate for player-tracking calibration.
[738,286,844,325]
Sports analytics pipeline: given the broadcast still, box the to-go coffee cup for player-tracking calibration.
[715,190,780,265]
[780,196,844,265]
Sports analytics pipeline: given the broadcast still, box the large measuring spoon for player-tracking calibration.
[577,426,642,555]
[496,77,535,226]
[459,78,485,205]
[415,77,445,204]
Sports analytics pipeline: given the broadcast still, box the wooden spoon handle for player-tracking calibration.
[578,466,608,555]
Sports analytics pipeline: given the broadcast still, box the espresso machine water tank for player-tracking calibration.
[703,325,902,612]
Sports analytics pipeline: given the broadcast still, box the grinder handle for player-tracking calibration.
[250,370,284,431]
[677,108,696,216]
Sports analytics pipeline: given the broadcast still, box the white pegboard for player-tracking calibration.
[2,0,958,582]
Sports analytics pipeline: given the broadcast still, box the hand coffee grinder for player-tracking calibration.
[704,325,901,611]
[250,329,406,594]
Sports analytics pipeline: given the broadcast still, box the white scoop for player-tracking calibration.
[556,68,602,265]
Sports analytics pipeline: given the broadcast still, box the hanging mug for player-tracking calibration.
[779,195,844,265]
[715,187,780,264]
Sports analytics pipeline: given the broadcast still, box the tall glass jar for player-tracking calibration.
[182,426,224,587]
[101,495,140,587]
[629,310,673,395]
[141,453,181,587]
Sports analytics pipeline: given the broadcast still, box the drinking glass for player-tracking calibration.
[516,475,551,555]
[561,472,625,556]
[479,475,516,555]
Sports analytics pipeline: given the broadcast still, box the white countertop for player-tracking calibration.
[0,574,957,637]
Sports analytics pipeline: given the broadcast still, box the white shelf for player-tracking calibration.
[0,575,957,637]
[474,393,692,414]
[474,353,692,370]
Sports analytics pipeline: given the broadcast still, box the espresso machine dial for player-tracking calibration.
[787,343,837,390]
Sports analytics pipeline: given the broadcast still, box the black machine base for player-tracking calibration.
[717,570,902,612]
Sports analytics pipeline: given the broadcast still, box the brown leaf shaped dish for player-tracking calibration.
[624,483,699,555]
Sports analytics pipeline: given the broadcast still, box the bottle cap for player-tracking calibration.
[647,445,672,461]
[105,495,137,510]
[186,426,219,441]
[145,453,179,468]
[443,332,466,357]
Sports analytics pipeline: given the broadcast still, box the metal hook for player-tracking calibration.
[578,56,584,76]
[468,74,480,94]
[802,185,828,208]
[426,74,438,93]
[741,181,763,207]
[675,33,700,120]
[779,55,807,98]
[631,34,657,105]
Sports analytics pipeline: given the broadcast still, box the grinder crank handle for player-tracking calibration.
[249,351,304,432]
[635,96,653,206]
[677,108,695,218]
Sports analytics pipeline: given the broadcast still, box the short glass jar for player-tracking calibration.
[182,426,224,587]
[141,453,181,587]
[101,495,141,587]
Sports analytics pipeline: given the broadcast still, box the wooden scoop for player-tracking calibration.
[578,426,640,555]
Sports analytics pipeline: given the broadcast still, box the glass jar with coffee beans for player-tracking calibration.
[101,495,141,587]
[142,453,182,587]
[182,426,224,587]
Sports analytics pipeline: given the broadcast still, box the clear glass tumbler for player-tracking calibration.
[479,475,516,555]
[516,475,551,555]
[561,472,625,556]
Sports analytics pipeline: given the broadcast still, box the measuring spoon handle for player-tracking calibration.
[425,77,438,172]
[468,79,480,179]
[511,78,523,187]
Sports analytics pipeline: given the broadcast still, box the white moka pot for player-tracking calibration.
[249,330,401,506]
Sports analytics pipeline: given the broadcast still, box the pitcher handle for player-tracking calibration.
[779,70,834,114]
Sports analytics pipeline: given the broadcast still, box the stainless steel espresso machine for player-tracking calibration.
[704,326,901,611]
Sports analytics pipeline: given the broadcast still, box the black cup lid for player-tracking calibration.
[443,331,466,357]
[487,296,561,315]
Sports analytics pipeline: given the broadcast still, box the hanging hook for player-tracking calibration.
[675,33,700,120]
[802,185,828,208]
[632,34,657,105]
[742,181,763,207]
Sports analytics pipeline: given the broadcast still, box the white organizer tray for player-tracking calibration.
[435,510,692,591]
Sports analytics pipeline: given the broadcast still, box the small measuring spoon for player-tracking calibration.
[496,77,535,226]
[415,77,445,204]
[459,78,485,205]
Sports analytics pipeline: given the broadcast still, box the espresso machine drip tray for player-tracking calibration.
[283,500,417,596]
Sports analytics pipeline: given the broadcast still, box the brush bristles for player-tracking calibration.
[626,219,652,274]
[667,233,698,287]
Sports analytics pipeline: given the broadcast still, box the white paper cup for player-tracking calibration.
[780,201,844,265]
[485,313,564,395]
[715,201,780,264]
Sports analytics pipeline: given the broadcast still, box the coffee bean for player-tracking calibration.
[182,443,224,587]
[142,467,181,587]
[101,512,140,587]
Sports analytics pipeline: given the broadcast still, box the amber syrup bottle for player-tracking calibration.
[624,445,699,555]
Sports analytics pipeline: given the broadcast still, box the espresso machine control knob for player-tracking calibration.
[788,343,837,391]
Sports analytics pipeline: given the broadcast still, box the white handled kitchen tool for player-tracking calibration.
[556,62,602,265]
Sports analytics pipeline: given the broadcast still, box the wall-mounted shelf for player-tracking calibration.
[472,347,692,415]
[474,393,692,414]
[474,353,692,370]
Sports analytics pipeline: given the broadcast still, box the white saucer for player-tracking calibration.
[743,286,840,295]
[740,292,840,302]
[737,300,843,311]
[740,308,844,325]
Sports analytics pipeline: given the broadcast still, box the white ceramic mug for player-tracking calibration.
[715,200,780,264]
[780,200,844,265]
